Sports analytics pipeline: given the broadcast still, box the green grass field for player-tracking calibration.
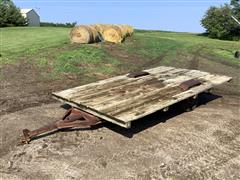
[0,27,239,78]
[0,27,69,64]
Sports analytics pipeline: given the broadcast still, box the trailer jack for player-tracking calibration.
[21,108,101,144]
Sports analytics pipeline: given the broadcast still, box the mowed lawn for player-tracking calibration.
[0,27,239,80]
[0,27,69,64]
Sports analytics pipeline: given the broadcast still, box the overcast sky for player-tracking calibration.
[13,0,229,32]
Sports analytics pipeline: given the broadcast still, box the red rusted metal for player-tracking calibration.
[179,79,201,91]
[21,108,101,144]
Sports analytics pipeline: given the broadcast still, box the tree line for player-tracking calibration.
[201,0,240,40]
[1,0,239,40]
[40,22,76,28]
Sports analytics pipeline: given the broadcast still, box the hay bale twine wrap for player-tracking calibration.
[102,25,125,43]
[70,25,100,44]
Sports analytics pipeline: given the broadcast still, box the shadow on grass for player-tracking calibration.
[196,33,209,37]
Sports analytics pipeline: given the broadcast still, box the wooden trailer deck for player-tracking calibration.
[53,66,232,128]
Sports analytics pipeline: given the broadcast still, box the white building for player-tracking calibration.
[20,9,40,27]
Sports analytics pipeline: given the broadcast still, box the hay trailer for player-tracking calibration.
[22,66,232,143]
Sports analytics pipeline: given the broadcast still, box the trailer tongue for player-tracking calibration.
[22,108,101,144]
[21,66,232,143]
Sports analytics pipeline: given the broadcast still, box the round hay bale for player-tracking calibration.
[91,24,110,34]
[90,24,111,41]
[102,25,124,43]
[125,25,134,36]
[88,25,101,42]
[117,25,134,37]
[116,25,129,38]
[69,25,91,44]
[70,25,100,44]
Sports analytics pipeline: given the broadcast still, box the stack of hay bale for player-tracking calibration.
[70,24,134,44]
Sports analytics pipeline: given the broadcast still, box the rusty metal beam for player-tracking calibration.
[21,108,101,144]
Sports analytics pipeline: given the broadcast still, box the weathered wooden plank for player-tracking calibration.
[80,71,210,111]
[114,75,231,122]
[52,66,232,128]
[52,96,131,128]
[55,66,174,100]
[71,75,161,103]
[99,85,179,114]
[115,82,217,121]
[71,69,204,106]
[55,67,184,101]
[69,66,176,100]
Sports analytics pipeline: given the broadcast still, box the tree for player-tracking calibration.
[231,0,240,10]
[231,0,240,19]
[201,1,240,40]
[0,0,26,27]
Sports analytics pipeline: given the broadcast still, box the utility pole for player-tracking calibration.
[231,15,240,25]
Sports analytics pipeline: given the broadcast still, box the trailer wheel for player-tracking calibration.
[181,95,198,112]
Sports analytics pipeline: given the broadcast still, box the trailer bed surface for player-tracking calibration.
[53,66,231,128]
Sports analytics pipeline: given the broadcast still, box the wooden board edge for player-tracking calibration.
[52,93,131,129]
[123,84,214,123]
[126,76,231,123]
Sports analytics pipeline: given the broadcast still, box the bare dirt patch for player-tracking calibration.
[0,95,239,180]
[0,60,86,116]
[0,49,239,179]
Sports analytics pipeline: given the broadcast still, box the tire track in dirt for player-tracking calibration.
[0,93,55,116]
[105,44,171,73]
[188,46,205,70]
[200,53,240,68]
